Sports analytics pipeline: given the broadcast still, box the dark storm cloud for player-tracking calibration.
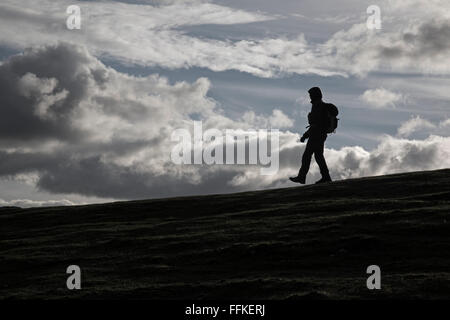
[0,43,106,143]
[0,151,57,176]
[36,157,243,199]
[0,145,243,199]
[379,20,450,59]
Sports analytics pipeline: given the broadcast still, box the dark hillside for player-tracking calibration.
[1,169,450,299]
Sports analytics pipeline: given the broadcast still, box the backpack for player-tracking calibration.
[325,103,339,134]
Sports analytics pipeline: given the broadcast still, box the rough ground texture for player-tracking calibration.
[1,169,450,299]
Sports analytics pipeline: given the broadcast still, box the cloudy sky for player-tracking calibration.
[0,0,449,207]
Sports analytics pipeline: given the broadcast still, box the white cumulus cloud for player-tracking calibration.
[361,88,404,109]
[1,0,450,78]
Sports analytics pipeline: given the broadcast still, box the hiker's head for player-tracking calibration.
[308,87,322,103]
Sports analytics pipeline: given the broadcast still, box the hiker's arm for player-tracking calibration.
[300,128,310,142]
[300,111,313,142]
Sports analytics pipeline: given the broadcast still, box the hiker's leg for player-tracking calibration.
[314,135,330,178]
[298,138,314,177]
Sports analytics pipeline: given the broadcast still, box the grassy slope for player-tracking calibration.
[1,169,450,299]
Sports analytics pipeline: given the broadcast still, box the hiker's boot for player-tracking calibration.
[289,175,306,184]
[315,175,332,184]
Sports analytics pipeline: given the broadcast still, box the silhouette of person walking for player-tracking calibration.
[290,87,338,184]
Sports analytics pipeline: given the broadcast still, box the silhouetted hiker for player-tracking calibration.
[290,87,339,184]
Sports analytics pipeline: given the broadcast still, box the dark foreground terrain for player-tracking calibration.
[1,169,450,299]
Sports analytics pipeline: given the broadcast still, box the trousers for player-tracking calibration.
[298,132,330,178]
